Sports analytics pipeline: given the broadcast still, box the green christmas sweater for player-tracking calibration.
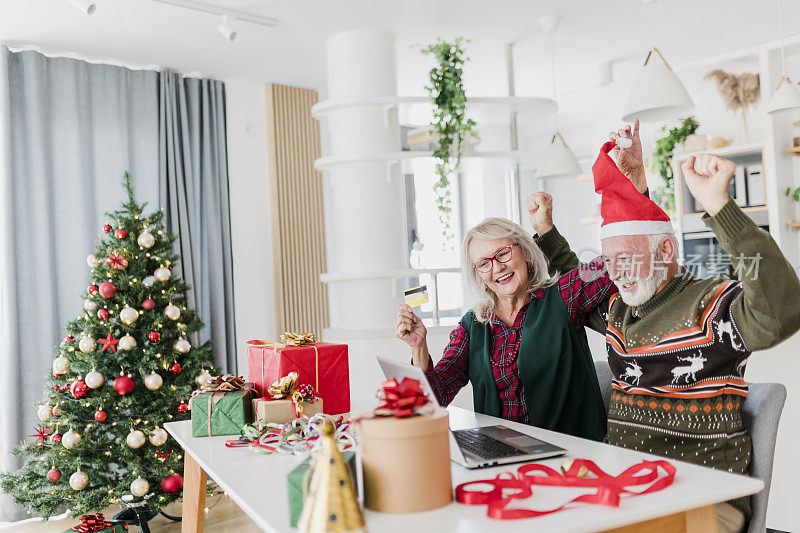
[536,199,800,520]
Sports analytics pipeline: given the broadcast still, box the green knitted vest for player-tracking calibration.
[462,284,607,441]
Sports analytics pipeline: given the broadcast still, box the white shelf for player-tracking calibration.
[311,96,557,125]
[673,143,764,161]
[314,150,539,171]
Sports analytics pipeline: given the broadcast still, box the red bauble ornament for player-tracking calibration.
[50,432,62,443]
[47,468,61,483]
[97,309,109,321]
[70,380,89,399]
[52,405,61,417]
[141,298,156,310]
[65,335,73,343]
[148,331,161,343]
[161,473,183,493]
[113,375,135,396]
[103,224,112,234]
[98,282,117,299]
[178,402,189,413]
[88,284,99,295]
[169,363,181,374]
[94,410,107,422]
[114,228,128,240]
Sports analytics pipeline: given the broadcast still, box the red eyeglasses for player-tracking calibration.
[473,245,515,273]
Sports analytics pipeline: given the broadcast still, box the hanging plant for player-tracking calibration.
[421,37,477,245]
[649,116,700,214]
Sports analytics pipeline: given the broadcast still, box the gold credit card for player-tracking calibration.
[404,285,429,307]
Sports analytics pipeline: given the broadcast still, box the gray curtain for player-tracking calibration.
[0,46,160,522]
[158,71,236,375]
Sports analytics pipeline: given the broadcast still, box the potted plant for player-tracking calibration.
[649,116,700,214]
[421,37,477,246]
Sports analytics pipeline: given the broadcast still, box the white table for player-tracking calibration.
[165,400,763,533]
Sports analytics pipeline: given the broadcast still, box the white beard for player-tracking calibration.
[615,261,669,307]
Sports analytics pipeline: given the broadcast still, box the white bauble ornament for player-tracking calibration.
[85,370,104,389]
[86,254,101,268]
[118,335,137,351]
[83,299,98,312]
[69,470,89,491]
[52,356,70,376]
[119,307,139,325]
[142,276,156,287]
[126,429,146,449]
[173,339,191,354]
[62,430,81,449]
[78,336,96,354]
[163,304,180,321]
[195,370,212,387]
[37,404,52,421]
[149,427,168,447]
[144,372,163,391]
[130,476,149,497]
[137,231,155,249]
[154,267,171,282]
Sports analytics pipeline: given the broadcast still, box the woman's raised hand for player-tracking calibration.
[396,304,427,348]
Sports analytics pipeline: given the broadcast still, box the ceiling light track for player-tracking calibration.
[147,0,279,28]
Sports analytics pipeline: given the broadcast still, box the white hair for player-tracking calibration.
[463,217,556,323]
[647,233,677,262]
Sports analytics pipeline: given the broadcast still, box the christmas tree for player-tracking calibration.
[1,173,216,518]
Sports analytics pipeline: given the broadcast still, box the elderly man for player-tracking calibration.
[526,120,800,533]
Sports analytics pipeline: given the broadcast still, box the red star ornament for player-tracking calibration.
[29,423,51,449]
[104,252,128,273]
[99,331,119,352]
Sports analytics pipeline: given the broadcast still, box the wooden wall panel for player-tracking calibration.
[265,84,329,337]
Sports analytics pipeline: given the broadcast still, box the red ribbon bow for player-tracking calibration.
[374,377,430,418]
[72,513,118,532]
[455,459,676,520]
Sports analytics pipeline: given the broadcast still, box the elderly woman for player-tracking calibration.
[396,216,614,441]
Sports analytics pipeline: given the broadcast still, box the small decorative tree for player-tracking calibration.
[649,116,700,214]
[1,173,215,519]
[421,37,477,247]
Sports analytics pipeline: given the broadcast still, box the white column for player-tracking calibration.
[322,31,406,331]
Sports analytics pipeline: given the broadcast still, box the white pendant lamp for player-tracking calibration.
[621,47,694,123]
[766,0,800,114]
[537,15,581,179]
[537,132,582,179]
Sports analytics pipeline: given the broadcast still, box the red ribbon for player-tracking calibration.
[374,377,429,418]
[71,513,123,532]
[455,459,676,520]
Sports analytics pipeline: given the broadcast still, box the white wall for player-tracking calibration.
[225,80,276,375]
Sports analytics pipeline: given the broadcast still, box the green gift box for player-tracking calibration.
[287,451,358,527]
[62,524,127,533]
[190,382,255,437]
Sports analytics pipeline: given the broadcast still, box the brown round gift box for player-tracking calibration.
[360,407,453,513]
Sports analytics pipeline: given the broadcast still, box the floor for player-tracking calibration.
[0,494,259,532]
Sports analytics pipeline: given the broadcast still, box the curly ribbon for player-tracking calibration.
[225,413,355,457]
[247,335,320,394]
[455,459,676,520]
[373,377,432,418]
[266,372,319,418]
[71,513,124,532]
[190,374,255,435]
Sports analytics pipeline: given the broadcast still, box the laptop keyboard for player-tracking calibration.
[453,429,527,459]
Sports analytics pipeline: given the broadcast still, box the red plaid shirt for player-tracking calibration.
[423,258,614,424]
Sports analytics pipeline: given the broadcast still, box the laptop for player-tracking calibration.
[376,356,567,469]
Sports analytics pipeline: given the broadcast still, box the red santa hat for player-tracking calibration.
[593,140,674,239]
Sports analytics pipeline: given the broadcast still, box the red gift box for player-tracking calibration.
[247,341,350,414]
